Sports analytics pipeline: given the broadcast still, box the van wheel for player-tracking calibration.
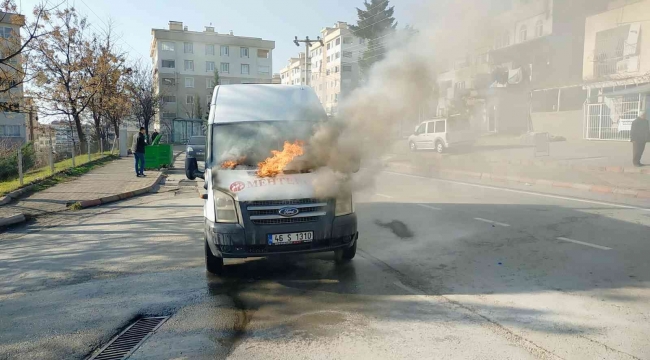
[409,142,417,152]
[435,141,444,154]
[335,240,357,263]
[205,240,224,275]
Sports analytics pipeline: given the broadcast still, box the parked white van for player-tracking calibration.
[408,114,478,153]
[186,85,358,274]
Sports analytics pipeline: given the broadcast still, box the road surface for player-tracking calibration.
[0,166,649,359]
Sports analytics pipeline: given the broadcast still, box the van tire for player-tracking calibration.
[409,142,417,152]
[205,240,224,275]
[435,141,444,154]
[335,240,357,263]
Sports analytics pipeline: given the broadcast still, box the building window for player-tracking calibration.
[162,112,176,119]
[220,62,230,74]
[220,45,229,56]
[0,27,13,39]
[342,51,352,58]
[335,37,341,46]
[342,65,352,72]
[162,95,176,103]
[185,77,194,88]
[0,125,20,137]
[240,47,249,58]
[206,44,215,55]
[221,79,231,85]
[184,42,193,53]
[334,66,339,73]
[162,60,175,69]
[503,31,510,47]
[257,49,269,58]
[206,61,215,72]
[455,81,466,90]
[343,37,353,44]
[258,65,270,75]
[207,79,215,89]
[519,25,527,42]
[241,64,250,75]
[186,95,194,104]
[536,20,544,37]
[327,42,332,50]
[335,52,340,59]
[161,41,175,51]
[162,77,175,86]
[184,60,194,71]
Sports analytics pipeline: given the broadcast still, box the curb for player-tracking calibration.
[78,173,164,209]
[485,158,650,176]
[0,213,26,228]
[386,163,650,200]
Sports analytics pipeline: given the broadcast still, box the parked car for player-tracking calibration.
[408,114,478,153]
[186,136,206,160]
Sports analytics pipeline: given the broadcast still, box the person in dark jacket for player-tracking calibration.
[134,127,148,177]
[151,130,159,144]
[630,112,650,167]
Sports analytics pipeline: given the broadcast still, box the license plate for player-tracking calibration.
[267,231,313,245]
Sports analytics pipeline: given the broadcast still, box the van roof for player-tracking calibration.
[209,84,327,124]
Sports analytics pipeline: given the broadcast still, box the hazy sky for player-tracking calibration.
[19,0,420,73]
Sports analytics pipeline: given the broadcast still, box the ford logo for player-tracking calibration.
[278,207,300,217]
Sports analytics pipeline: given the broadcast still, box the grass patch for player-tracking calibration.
[68,202,83,211]
[0,153,117,196]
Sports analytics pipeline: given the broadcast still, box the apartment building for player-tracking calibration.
[279,53,306,85]
[150,21,275,141]
[582,0,650,141]
[0,12,25,147]
[309,22,366,115]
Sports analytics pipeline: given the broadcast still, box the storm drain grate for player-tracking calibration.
[88,316,169,360]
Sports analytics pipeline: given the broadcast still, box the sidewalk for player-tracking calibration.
[0,158,163,228]
[386,135,650,199]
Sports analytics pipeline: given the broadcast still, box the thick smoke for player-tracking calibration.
[294,0,495,198]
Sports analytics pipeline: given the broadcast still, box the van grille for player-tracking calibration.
[245,198,329,226]
[251,216,320,225]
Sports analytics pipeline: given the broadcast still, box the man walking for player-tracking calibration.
[631,112,650,167]
[133,127,148,177]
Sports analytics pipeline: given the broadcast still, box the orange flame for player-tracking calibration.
[221,157,247,169]
[257,141,304,177]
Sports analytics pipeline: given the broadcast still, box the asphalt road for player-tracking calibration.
[1,167,649,359]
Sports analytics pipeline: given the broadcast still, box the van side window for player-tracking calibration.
[426,122,435,134]
[415,124,426,135]
[435,120,446,133]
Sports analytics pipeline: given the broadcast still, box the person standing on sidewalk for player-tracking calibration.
[631,112,650,167]
[133,127,148,177]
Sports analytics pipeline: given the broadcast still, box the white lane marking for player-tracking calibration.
[557,237,612,250]
[474,217,511,227]
[416,204,442,211]
[383,171,650,212]
[375,193,394,199]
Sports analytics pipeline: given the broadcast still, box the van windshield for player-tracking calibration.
[213,121,318,170]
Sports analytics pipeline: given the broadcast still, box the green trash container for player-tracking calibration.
[144,144,173,170]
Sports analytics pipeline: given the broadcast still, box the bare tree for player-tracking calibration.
[128,62,163,139]
[0,1,52,107]
[30,6,97,151]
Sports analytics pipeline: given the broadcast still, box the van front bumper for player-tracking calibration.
[205,214,358,258]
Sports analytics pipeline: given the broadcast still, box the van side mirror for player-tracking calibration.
[185,157,205,180]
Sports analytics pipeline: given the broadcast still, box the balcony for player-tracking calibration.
[594,55,640,78]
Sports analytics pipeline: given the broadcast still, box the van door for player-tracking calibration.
[425,121,437,149]
[413,123,426,147]
[434,120,447,147]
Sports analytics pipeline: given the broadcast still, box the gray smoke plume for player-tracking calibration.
[292,0,497,198]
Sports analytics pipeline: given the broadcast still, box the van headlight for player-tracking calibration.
[335,193,354,216]
[214,190,238,223]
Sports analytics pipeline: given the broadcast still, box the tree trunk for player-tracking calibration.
[72,112,87,153]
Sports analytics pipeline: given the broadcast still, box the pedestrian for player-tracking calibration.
[630,111,650,167]
[133,127,148,177]
[151,130,159,144]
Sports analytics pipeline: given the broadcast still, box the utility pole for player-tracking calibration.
[294,36,324,86]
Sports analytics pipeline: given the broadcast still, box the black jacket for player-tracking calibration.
[135,133,147,153]
[631,117,650,142]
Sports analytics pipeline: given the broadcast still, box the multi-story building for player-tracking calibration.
[150,21,275,142]
[272,73,281,84]
[309,22,366,115]
[0,11,26,147]
[582,0,650,141]
[279,53,306,86]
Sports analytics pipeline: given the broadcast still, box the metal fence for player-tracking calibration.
[584,95,641,141]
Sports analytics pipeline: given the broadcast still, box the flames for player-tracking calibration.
[257,140,305,177]
[221,157,247,169]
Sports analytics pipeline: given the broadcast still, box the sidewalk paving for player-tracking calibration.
[0,157,164,228]
[387,135,650,199]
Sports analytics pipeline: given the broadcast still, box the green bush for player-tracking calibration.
[0,142,36,181]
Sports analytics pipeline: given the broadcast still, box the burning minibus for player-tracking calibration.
[186,84,358,274]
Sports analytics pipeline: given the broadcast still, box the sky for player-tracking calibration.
[18,0,421,73]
